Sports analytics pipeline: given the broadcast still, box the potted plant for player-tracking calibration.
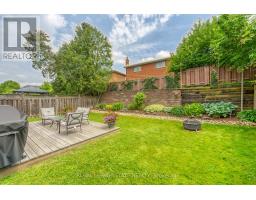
[104,112,117,128]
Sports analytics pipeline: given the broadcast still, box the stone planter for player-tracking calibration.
[183,119,201,131]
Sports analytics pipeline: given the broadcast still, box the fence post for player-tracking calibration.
[28,99,32,116]
[78,95,81,107]
[55,95,59,115]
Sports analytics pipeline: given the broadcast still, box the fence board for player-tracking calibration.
[0,95,98,116]
[181,66,256,86]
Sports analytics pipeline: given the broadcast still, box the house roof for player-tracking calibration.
[112,70,126,76]
[14,85,49,94]
[125,56,170,68]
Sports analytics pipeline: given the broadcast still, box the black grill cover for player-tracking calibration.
[0,105,28,168]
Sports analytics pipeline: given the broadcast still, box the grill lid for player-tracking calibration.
[0,105,24,123]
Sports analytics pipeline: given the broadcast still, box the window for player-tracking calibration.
[133,66,141,72]
[155,61,165,68]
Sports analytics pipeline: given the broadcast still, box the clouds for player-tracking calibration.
[0,14,68,85]
[44,14,67,29]
[140,50,170,62]
[0,61,44,84]
[40,14,71,51]
[155,50,170,58]
[109,15,172,48]
[109,14,173,66]
[0,14,214,85]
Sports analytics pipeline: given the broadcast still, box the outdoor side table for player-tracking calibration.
[48,116,64,134]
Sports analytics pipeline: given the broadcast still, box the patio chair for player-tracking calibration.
[40,107,56,125]
[60,112,83,134]
[76,107,90,124]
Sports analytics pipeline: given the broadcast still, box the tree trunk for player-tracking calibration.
[254,84,256,109]
[240,71,244,111]
[180,68,182,89]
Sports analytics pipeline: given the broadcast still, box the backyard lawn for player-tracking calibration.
[1,112,256,184]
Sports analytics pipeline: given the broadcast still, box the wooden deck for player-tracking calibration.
[19,121,118,164]
[0,121,118,177]
[20,121,118,164]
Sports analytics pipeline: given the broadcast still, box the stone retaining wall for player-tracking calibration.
[100,89,181,106]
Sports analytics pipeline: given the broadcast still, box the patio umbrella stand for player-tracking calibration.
[0,105,28,168]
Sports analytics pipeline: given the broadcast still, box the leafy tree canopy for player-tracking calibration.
[0,80,20,94]
[169,14,256,72]
[24,31,55,78]
[52,22,112,96]
[40,81,53,94]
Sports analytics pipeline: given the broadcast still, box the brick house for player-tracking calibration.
[109,70,126,83]
[124,56,170,80]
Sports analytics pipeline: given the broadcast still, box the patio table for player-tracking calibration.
[48,116,65,134]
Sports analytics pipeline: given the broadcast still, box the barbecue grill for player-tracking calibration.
[0,105,28,168]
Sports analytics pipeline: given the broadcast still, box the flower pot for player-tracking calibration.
[107,122,115,128]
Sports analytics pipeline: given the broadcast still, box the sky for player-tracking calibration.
[0,14,214,86]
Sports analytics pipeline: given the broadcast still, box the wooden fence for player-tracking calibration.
[181,66,256,86]
[0,95,99,116]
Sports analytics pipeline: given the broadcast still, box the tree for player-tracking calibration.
[211,15,256,110]
[169,18,219,72]
[168,14,256,110]
[52,22,112,95]
[0,80,20,94]
[40,81,53,94]
[24,31,55,78]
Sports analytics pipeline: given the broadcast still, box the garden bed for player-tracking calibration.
[92,109,256,127]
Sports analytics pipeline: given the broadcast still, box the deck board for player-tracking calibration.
[19,121,118,164]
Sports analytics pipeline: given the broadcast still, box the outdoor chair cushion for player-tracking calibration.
[40,107,56,119]
[76,107,90,121]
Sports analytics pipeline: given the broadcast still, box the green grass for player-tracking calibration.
[1,113,256,184]
[28,116,41,122]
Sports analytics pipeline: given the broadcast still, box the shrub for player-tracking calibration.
[133,92,146,110]
[109,84,118,91]
[127,103,137,110]
[165,74,179,89]
[163,106,172,113]
[105,104,113,111]
[143,77,158,90]
[144,104,165,113]
[210,70,218,88]
[122,81,134,91]
[203,101,237,118]
[238,110,256,122]
[112,102,125,111]
[184,103,205,117]
[95,103,106,110]
[166,106,185,116]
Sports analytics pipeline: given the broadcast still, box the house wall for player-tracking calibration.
[109,72,126,83]
[126,60,170,80]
